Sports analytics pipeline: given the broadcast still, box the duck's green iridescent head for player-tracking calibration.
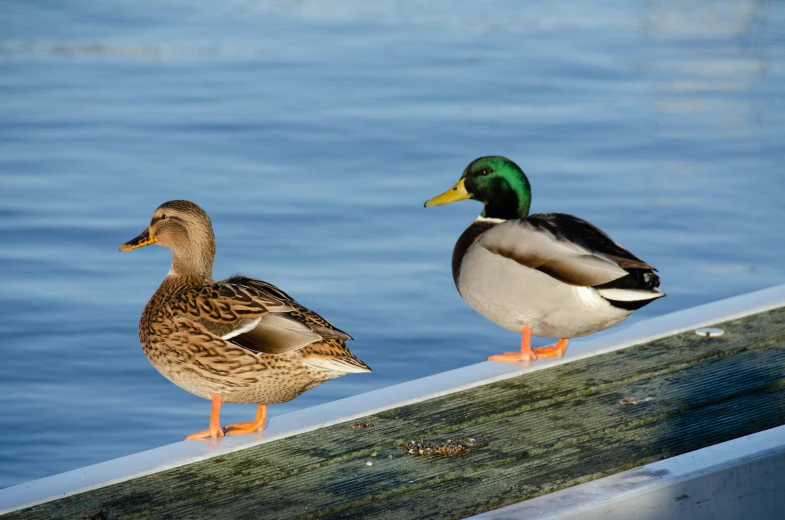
[424,156,532,220]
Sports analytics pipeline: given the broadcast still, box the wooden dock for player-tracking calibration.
[4,287,785,519]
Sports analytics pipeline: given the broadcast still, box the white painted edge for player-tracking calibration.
[468,423,785,520]
[2,284,785,514]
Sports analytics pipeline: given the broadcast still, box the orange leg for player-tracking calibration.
[185,394,225,441]
[488,325,538,364]
[225,404,268,436]
[533,338,569,358]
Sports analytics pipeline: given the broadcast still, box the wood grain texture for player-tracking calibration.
[9,307,785,520]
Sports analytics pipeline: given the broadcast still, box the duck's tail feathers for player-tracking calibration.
[303,355,372,374]
[597,287,666,311]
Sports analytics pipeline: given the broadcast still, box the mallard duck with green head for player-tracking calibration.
[425,156,664,363]
[120,200,371,440]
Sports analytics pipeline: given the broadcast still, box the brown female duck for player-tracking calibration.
[120,200,371,440]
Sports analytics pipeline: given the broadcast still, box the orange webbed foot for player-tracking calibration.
[185,393,225,441]
[532,338,569,358]
[224,422,262,435]
[487,349,537,364]
[488,325,538,364]
[225,404,267,436]
[185,426,225,440]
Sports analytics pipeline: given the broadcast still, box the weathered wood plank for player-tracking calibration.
[8,307,785,520]
[165,341,785,519]
[333,386,785,520]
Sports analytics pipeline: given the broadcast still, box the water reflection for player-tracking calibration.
[644,0,773,136]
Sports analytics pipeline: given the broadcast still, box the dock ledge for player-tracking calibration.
[4,285,785,519]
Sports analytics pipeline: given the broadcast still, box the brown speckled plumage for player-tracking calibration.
[123,200,371,407]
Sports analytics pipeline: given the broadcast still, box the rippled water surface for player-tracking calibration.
[1,0,784,488]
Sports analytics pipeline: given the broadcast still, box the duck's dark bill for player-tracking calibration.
[119,227,157,251]
[424,178,470,207]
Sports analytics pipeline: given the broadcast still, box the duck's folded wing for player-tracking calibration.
[169,282,294,322]
[171,279,352,356]
[476,214,648,288]
[168,282,313,354]
[225,275,354,341]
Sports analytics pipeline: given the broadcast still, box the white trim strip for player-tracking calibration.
[469,424,785,520]
[3,284,785,514]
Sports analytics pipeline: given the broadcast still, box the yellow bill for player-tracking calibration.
[424,178,471,207]
[119,227,157,251]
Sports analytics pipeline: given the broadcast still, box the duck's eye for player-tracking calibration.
[478,168,491,176]
[160,214,168,220]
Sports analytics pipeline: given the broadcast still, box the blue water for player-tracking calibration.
[1,0,783,489]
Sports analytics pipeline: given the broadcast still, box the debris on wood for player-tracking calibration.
[351,422,375,429]
[619,396,655,406]
[397,437,487,457]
